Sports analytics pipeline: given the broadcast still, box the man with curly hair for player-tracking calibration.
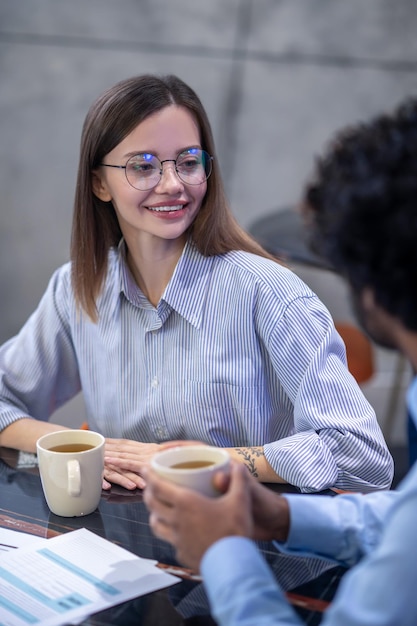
[144,97,417,625]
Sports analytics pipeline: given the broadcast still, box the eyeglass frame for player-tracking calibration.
[98,146,213,191]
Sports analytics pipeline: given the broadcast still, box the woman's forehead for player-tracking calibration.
[108,105,201,160]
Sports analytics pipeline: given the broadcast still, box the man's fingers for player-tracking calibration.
[148,512,176,544]
[212,469,231,493]
[144,475,183,514]
[145,469,190,508]
[227,462,252,498]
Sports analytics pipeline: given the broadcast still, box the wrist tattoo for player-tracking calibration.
[235,447,263,478]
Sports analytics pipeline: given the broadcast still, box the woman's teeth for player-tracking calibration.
[148,205,183,212]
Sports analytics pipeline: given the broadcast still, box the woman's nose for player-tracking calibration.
[155,162,184,192]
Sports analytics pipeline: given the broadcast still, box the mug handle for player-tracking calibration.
[67,459,81,496]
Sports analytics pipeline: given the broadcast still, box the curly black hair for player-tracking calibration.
[303,98,417,331]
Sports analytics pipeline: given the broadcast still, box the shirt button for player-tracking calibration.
[154,426,169,439]
[151,376,159,388]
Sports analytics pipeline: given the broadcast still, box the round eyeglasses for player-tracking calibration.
[99,147,213,191]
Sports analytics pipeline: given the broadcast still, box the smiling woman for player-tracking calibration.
[0,74,393,495]
[91,105,208,279]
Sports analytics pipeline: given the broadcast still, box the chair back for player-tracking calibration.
[335,322,374,384]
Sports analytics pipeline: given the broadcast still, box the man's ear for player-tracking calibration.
[362,287,377,311]
[91,170,112,202]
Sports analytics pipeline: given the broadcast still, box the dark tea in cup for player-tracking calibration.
[48,443,96,453]
[170,460,215,470]
[151,445,230,497]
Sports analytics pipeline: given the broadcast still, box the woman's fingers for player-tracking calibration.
[103,465,145,490]
[102,440,163,489]
[158,439,207,450]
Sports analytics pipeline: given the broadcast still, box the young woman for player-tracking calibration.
[0,74,393,492]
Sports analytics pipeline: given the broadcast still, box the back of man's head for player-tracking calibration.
[303,98,417,332]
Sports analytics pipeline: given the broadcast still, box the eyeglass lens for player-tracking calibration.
[125,148,212,190]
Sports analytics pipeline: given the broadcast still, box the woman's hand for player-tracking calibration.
[103,439,209,490]
[103,438,162,490]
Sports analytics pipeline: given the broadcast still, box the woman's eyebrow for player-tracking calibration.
[121,145,203,159]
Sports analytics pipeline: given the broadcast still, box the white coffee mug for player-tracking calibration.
[151,445,230,497]
[36,430,105,517]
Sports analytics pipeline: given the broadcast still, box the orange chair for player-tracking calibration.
[335,322,374,385]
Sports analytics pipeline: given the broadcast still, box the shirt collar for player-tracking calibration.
[163,240,215,328]
[117,239,214,328]
[118,240,151,309]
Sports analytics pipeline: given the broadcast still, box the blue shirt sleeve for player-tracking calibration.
[201,464,417,626]
[278,490,396,566]
[321,465,417,625]
[201,536,304,626]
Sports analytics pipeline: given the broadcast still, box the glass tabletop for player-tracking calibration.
[0,447,346,625]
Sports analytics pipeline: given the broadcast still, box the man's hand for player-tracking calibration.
[144,462,252,571]
[143,461,290,571]
[246,473,291,543]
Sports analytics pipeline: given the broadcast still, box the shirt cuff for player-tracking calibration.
[201,536,278,600]
[277,494,348,563]
[201,536,300,625]
[202,536,271,580]
[279,491,395,566]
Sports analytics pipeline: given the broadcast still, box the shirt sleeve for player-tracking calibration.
[262,294,393,492]
[277,491,397,566]
[320,467,417,626]
[201,478,417,626]
[201,536,304,626]
[0,264,81,429]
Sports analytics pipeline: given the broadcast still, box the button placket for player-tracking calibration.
[146,319,170,442]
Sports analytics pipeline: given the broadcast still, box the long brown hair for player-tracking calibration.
[71,74,278,320]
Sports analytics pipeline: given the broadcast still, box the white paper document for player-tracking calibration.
[0,527,46,553]
[0,527,180,625]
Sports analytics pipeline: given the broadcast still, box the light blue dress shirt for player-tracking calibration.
[201,376,417,626]
[0,240,393,492]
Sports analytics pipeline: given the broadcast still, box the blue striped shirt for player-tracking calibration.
[0,240,393,492]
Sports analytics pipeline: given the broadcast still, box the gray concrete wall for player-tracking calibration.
[1,0,415,439]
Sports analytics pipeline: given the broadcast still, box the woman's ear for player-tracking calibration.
[91,170,112,202]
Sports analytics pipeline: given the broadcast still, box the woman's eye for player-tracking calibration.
[178,158,199,171]
[129,161,156,174]
[138,163,154,172]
